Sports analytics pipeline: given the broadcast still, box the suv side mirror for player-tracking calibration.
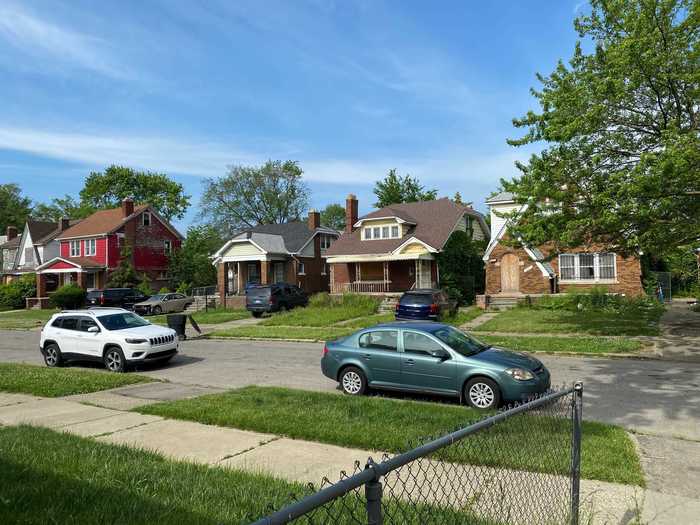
[88,325,100,333]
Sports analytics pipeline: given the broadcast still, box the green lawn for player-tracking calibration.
[478,335,643,354]
[0,425,493,524]
[0,309,58,330]
[211,325,354,341]
[148,308,249,326]
[0,363,154,397]
[261,299,379,327]
[138,386,644,486]
[446,306,484,326]
[474,306,663,336]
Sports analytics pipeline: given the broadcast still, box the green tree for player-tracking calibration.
[198,160,309,235]
[32,195,95,221]
[505,0,700,257]
[106,244,141,288]
[320,203,346,231]
[80,165,190,221]
[168,225,224,289]
[0,184,32,233]
[436,231,486,305]
[373,169,437,208]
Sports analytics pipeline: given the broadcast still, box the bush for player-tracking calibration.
[159,287,170,293]
[50,284,86,309]
[527,287,662,315]
[308,292,332,308]
[0,275,36,310]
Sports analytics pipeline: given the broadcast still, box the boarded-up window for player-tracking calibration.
[24,247,34,264]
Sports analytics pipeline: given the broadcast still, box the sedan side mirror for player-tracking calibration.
[430,349,449,360]
[88,326,100,333]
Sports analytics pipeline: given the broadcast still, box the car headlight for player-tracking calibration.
[505,368,535,381]
[125,338,148,344]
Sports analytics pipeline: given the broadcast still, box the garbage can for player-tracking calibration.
[167,314,187,340]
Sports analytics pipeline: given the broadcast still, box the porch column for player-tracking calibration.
[383,261,389,292]
[237,262,243,294]
[260,260,269,284]
[36,273,46,298]
[217,263,226,299]
[77,271,87,290]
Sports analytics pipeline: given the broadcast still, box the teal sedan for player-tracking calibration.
[321,322,550,409]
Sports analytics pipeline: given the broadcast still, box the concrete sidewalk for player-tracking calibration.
[0,392,698,523]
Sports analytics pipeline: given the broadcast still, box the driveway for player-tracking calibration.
[1,329,699,499]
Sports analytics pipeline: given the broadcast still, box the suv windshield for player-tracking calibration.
[86,291,101,299]
[430,326,489,356]
[97,313,150,331]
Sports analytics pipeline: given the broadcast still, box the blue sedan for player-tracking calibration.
[321,322,551,409]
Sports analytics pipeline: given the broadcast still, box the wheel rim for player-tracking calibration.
[154,307,161,314]
[469,383,495,408]
[342,371,362,394]
[46,347,57,366]
[106,351,122,371]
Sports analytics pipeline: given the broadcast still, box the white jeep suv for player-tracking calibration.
[40,308,179,372]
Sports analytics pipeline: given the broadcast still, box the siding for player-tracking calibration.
[489,203,520,243]
[222,241,264,257]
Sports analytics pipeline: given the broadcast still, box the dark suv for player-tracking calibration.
[246,283,308,317]
[86,288,150,310]
[395,289,457,321]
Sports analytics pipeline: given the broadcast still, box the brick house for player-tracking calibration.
[0,226,21,285]
[325,195,489,294]
[479,192,643,308]
[211,210,341,300]
[32,198,183,308]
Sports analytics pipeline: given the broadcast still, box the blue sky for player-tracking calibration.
[0,0,587,232]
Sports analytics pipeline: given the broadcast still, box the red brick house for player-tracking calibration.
[212,210,340,299]
[32,198,182,307]
[325,195,489,294]
[479,192,643,308]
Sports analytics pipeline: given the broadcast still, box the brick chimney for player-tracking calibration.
[345,194,358,234]
[5,226,17,240]
[307,209,320,230]
[121,197,134,218]
[59,217,71,231]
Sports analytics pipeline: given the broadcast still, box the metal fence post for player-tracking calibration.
[365,461,383,525]
[571,381,583,525]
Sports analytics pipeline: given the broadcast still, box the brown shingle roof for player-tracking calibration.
[56,205,149,239]
[27,220,59,243]
[325,198,486,257]
[35,219,83,245]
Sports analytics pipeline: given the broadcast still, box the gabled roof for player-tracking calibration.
[26,220,59,244]
[0,236,20,249]
[36,256,105,271]
[55,205,183,240]
[325,198,489,257]
[486,191,515,204]
[35,219,83,245]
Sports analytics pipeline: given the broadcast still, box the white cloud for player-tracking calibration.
[0,3,128,79]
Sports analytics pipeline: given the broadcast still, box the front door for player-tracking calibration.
[274,262,285,284]
[500,253,520,293]
[400,331,456,393]
[358,330,402,386]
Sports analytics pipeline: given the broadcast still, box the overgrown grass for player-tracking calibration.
[475,307,662,336]
[138,386,645,486]
[0,425,493,524]
[445,306,484,326]
[0,309,58,330]
[478,335,643,354]
[211,325,354,341]
[0,363,154,397]
[261,293,380,327]
[149,308,249,326]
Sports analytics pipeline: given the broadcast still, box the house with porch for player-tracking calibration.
[31,198,183,308]
[479,191,643,308]
[0,226,21,285]
[325,195,489,294]
[212,210,340,301]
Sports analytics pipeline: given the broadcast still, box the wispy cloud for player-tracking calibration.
[0,3,128,79]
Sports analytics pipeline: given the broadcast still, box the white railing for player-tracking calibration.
[342,280,391,293]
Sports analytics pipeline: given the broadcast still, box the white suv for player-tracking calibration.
[40,308,179,372]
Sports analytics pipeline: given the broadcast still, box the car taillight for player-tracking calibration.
[429,303,439,314]
[100,295,105,305]
[322,344,329,357]
[395,303,400,312]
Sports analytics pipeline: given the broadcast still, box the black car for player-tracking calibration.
[395,289,457,321]
[86,288,150,310]
[246,283,308,317]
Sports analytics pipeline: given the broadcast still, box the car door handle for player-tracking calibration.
[362,353,371,360]
[405,358,415,366]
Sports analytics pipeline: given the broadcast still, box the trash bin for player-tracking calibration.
[167,314,187,340]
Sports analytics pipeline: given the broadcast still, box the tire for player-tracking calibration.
[339,366,367,396]
[152,305,162,315]
[43,343,63,368]
[252,311,263,318]
[279,304,287,313]
[104,347,127,373]
[464,377,500,410]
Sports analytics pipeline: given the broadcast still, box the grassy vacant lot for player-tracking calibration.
[0,425,492,525]
[138,386,644,486]
[149,307,249,326]
[0,363,153,397]
[211,325,354,341]
[0,309,57,330]
[474,306,663,336]
[479,335,643,355]
[262,294,380,327]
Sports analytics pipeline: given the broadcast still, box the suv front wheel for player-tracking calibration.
[104,347,127,373]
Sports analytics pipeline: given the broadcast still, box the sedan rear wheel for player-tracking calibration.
[152,305,162,315]
[340,366,366,396]
[464,377,500,410]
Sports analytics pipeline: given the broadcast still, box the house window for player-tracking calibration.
[85,272,96,289]
[24,247,34,264]
[363,224,402,240]
[381,226,390,238]
[298,261,306,275]
[320,235,334,251]
[85,239,96,256]
[247,263,260,284]
[372,227,380,239]
[321,262,328,275]
[164,240,172,254]
[559,253,617,282]
[391,225,399,238]
[69,240,80,257]
[157,270,169,280]
[364,228,372,240]
[142,212,151,226]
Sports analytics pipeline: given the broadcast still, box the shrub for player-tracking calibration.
[0,275,36,310]
[308,292,332,308]
[159,287,170,293]
[528,287,662,315]
[176,281,191,295]
[50,284,86,309]
[338,293,381,312]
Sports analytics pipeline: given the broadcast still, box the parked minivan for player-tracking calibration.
[395,289,457,321]
[86,288,150,310]
[246,283,307,317]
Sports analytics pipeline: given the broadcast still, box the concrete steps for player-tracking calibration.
[488,296,522,311]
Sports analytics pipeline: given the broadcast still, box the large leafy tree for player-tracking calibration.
[0,184,32,232]
[80,165,190,221]
[199,160,309,235]
[506,0,700,257]
[320,203,346,231]
[373,169,437,208]
[168,225,224,289]
[32,195,95,221]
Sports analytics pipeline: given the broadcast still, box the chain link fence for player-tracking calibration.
[249,383,583,525]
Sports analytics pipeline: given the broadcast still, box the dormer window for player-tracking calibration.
[362,222,402,240]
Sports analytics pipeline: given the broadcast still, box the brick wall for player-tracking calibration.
[485,243,550,295]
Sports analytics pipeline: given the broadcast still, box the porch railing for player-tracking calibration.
[334,280,391,294]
